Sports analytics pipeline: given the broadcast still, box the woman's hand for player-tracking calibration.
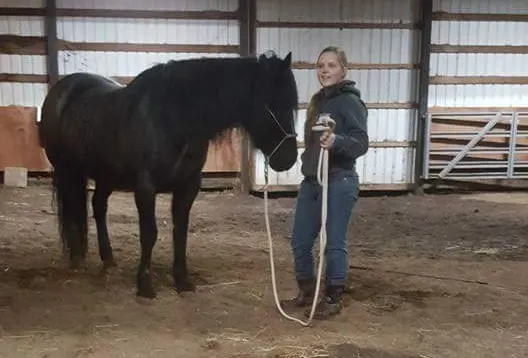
[320,130,336,149]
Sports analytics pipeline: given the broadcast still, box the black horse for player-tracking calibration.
[38,51,298,298]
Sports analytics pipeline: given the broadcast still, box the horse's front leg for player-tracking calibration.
[134,174,158,298]
[171,172,201,293]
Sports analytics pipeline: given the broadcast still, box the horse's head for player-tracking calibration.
[245,50,299,172]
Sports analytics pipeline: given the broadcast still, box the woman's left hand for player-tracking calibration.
[320,131,336,149]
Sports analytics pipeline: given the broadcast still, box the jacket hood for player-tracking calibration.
[320,80,362,99]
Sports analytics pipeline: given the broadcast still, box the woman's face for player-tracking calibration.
[316,51,345,88]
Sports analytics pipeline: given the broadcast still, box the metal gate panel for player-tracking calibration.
[423,111,528,180]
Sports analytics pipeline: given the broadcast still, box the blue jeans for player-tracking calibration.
[290,171,359,287]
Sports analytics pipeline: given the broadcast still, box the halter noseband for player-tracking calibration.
[264,105,297,163]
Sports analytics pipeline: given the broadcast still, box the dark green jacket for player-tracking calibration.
[301,80,369,178]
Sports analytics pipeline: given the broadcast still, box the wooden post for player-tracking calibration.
[238,0,256,193]
[414,0,433,194]
[45,0,58,89]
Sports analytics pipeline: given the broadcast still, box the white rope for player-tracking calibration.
[265,118,334,326]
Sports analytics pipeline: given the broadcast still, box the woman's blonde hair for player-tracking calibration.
[304,46,348,143]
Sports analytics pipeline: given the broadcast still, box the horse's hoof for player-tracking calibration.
[136,286,157,299]
[137,274,156,298]
[102,259,117,270]
[69,256,85,270]
[174,279,196,293]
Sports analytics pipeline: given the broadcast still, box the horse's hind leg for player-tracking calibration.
[91,183,116,269]
[52,164,88,269]
[134,174,158,298]
[171,171,201,293]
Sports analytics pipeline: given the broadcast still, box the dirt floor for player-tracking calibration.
[1,181,527,358]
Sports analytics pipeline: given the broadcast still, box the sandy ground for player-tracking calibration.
[0,182,527,358]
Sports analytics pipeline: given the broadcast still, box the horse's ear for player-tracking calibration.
[259,50,276,62]
[283,52,292,68]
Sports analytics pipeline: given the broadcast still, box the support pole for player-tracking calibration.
[45,0,58,89]
[414,0,433,194]
[238,0,256,193]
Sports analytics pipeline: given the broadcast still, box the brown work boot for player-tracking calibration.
[279,278,316,310]
[305,284,344,319]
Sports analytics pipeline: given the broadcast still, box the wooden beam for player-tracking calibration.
[256,21,418,30]
[0,7,43,16]
[0,36,239,55]
[432,44,528,54]
[45,0,58,88]
[59,42,239,53]
[0,7,238,20]
[0,73,47,83]
[292,62,419,70]
[430,76,528,85]
[432,11,528,22]
[57,8,238,20]
[0,35,46,55]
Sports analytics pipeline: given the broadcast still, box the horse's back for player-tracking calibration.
[39,73,122,147]
[41,72,121,123]
[39,72,123,165]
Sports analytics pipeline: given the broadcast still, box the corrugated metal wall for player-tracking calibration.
[0,0,46,108]
[3,0,526,190]
[250,0,421,190]
[0,0,239,109]
[56,0,239,80]
[422,0,528,182]
[0,0,242,174]
[429,0,528,109]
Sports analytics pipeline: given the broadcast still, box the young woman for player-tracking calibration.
[281,46,369,319]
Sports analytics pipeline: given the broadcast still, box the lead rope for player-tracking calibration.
[265,118,334,326]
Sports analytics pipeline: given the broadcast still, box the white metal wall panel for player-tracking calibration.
[0,0,42,7]
[55,0,240,81]
[257,28,417,64]
[431,54,528,76]
[0,55,46,75]
[252,0,419,190]
[433,0,528,14]
[57,51,239,78]
[0,82,47,107]
[290,68,416,105]
[56,15,239,78]
[429,0,528,108]
[428,85,528,107]
[252,148,415,187]
[432,21,528,45]
[57,0,238,11]
[258,0,417,23]
[0,1,239,108]
[0,13,46,108]
[56,18,239,45]
[0,16,43,35]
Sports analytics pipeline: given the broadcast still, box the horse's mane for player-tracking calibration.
[127,58,259,139]
[122,57,261,145]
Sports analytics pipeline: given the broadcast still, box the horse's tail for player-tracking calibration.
[51,163,88,267]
